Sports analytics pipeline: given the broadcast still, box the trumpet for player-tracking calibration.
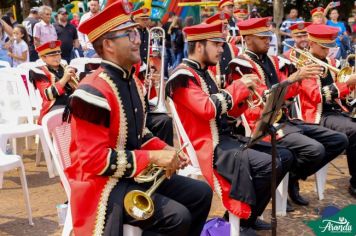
[124,143,189,220]
[64,65,80,90]
[234,66,264,108]
[283,42,353,82]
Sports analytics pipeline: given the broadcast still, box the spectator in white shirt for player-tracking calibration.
[8,25,29,67]
[33,6,57,47]
[78,0,100,58]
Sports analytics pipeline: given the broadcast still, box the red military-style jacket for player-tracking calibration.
[166,58,252,219]
[29,64,72,124]
[229,52,299,137]
[298,57,352,123]
[65,61,167,235]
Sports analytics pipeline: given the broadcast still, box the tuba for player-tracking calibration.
[124,143,188,220]
[145,27,168,114]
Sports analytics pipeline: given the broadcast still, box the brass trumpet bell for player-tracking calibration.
[124,189,155,220]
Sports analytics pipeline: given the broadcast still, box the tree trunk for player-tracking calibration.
[22,0,31,20]
[273,0,284,52]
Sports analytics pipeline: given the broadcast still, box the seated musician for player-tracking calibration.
[298,24,356,198]
[65,1,212,235]
[205,13,239,88]
[29,40,76,124]
[132,7,174,146]
[228,18,348,208]
[166,22,294,235]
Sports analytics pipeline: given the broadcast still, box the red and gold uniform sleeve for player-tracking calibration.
[29,68,65,101]
[69,84,153,178]
[171,76,250,120]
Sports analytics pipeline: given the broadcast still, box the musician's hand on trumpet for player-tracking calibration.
[148,149,187,178]
[59,66,77,87]
[345,74,356,87]
[239,74,259,90]
[288,64,324,83]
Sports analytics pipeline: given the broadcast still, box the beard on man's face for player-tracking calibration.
[202,46,221,67]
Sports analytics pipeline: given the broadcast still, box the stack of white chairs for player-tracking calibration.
[42,109,142,236]
[168,98,240,236]
[0,68,54,187]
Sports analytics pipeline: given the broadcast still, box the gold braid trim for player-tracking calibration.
[315,78,323,124]
[93,71,129,236]
[322,86,332,102]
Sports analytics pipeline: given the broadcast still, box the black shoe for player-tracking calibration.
[252,218,272,231]
[287,200,295,212]
[349,185,356,198]
[240,226,258,236]
[288,178,309,206]
[223,210,229,221]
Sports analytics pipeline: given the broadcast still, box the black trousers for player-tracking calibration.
[214,135,294,227]
[146,113,174,146]
[277,122,348,180]
[321,112,356,187]
[104,175,212,236]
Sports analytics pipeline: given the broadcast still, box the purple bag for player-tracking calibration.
[200,217,230,236]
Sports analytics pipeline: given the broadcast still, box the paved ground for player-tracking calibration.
[0,143,355,235]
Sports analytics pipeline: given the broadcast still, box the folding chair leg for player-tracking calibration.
[229,212,240,236]
[35,140,41,167]
[0,172,3,189]
[18,161,34,225]
[315,164,328,200]
[38,132,55,178]
[276,172,289,216]
[62,202,72,236]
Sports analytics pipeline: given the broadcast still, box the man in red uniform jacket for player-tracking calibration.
[229,18,347,208]
[299,24,356,198]
[166,22,294,235]
[65,1,212,235]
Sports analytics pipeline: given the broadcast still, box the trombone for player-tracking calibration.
[145,27,168,114]
[124,143,189,220]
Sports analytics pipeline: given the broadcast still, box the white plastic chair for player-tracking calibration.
[0,151,33,225]
[41,109,142,236]
[69,57,102,73]
[0,60,11,68]
[0,70,54,185]
[17,62,43,118]
[168,98,240,236]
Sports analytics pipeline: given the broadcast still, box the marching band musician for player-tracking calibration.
[218,0,240,43]
[283,22,312,60]
[132,7,174,145]
[298,24,356,198]
[29,40,76,124]
[205,13,239,88]
[228,17,348,208]
[65,1,212,235]
[166,22,295,234]
[234,9,248,22]
[131,7,150,67]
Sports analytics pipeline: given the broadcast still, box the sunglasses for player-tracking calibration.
[105,29,139,42]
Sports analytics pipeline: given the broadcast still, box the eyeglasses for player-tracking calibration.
[105,29,139,42]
